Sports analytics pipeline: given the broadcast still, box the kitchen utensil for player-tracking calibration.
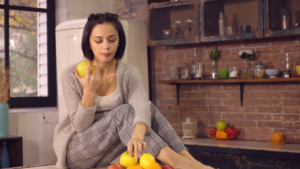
[265,68,280,78]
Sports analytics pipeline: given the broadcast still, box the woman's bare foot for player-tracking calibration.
[182,156,214,169]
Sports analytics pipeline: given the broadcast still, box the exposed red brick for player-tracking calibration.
[257,107,283,113]
[222,84,240,90]
[161,111,177,118]
[272,84,300,90]
[246,128,272,135]
[256,46,281,54]
[270,52,298,61]
[283,122,294,129]
[220,49,230,56]
[232,120,256,127]
[222,113,246,120]
[166,105,186,111]
[294,122,300,129]
[156,59,175,67]
[232,106,256,113]
[282,45,300,52]
[199,112,209,118]
[159,98,177,105]
[231,92,255,98]
[181,84,199,91]
[186,92,207,98]
[247,114,272,120]
[219,56,243,62]
[246,84,271,90]
[256,92,281,98]
[200,99,222,105]
[156,105,166,111]
[178,112,198,118]
[209,106,232,112]
[187,106,208,112]
[222,99,240,106]
[135,0,146,6]
[174,46,194,53]
[165,52,184,60]
[253,54,270,61]
[155,47,174,55]
[180,99,200,105]
[208,113,222,119]
[207,92,230,98]
[196,119,209,125]
[273,99,300,106]
[245,99,272,106]
[257,121,282,128]
[284,107,300,113]
[281,92,300,98]
[273,129,300,136]
[270,37,298,46]
[166,117,182,124]
[256,135,270,141]
[273,114,299,122]
[175,58,194,67]
[199,85,222,91]
[244,39,269,47]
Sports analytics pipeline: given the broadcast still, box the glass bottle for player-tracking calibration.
[219,12,224,36]
[254,61,265,78]
[210,61,219,79]
[281,8,290,30]
[241,59,250,79]
[283,53,292,78]
[1,142,11,168]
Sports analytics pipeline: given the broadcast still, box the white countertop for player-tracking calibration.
[182,138,300,154]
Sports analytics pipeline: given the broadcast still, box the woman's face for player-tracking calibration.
[89,23,119,64]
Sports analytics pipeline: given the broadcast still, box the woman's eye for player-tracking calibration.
[95,41,102,43]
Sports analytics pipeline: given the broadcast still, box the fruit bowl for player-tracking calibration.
[206,127,240,140]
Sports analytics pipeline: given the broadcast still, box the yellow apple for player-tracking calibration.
[76,60,94,78]
[119,151,138,168]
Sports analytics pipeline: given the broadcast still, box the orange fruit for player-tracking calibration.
[145,162,162,169]
[127,164,143,169]
[139,153,156,168]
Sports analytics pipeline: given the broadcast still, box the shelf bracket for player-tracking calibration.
[176,84,180,105]
[240,83,244,106]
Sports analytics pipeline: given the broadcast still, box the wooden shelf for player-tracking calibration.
[158,77,300,106]
[0,136,23,167]
[158,77,300,84]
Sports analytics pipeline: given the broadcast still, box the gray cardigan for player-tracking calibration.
[53,60,151,169]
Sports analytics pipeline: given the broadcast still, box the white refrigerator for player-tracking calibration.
[55,19,149,121]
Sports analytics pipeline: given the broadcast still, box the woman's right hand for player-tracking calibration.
[74,61,100,94]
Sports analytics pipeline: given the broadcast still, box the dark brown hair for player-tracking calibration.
[81,13,126,61]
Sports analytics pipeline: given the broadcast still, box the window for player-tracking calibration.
[0,0,56,108]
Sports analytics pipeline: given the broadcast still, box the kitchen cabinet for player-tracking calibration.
[200,0,264,42]
[148,0,200,46]
[263,0,300,37]
[147,0,300,46]
[0,136,23,167]
[186,144,300,169]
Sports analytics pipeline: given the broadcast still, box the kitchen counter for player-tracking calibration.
[181,138,300,154]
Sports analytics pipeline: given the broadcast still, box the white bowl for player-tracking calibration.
[265,68,280,78]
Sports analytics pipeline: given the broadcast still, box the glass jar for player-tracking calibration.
[210,61,219,79]
[196,62,203,80]
[254,61,265,78]
[280,8,290,30]
[229,67,238,79]
[181,65,190,80]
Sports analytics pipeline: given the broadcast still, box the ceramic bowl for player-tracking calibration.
[265,68,280,78]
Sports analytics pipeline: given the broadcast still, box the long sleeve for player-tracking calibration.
[127,66,152,132]
[61,66,97,133]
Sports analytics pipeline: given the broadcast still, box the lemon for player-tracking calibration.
[76,60,94,78]
[119,151,138,168]
[139,153,156,168]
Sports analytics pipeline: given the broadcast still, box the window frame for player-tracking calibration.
[0,0,57,108]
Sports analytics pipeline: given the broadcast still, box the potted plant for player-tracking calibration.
[209,46,221,79]
[0,65,10,137]
[238,49,255,78]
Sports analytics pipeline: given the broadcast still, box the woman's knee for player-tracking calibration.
[115,104,135,117]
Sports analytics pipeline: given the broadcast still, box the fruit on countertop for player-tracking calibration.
[108,163,125,169]
[145,162,162,169]
[215,130,228,139]
[216,120,227,130]
[127,164,143,169]
[119,151,138,168]
[140,153,156,169]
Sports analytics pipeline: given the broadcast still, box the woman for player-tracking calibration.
[53,13,214,169]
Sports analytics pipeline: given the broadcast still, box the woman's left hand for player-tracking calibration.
[127,135,147,159]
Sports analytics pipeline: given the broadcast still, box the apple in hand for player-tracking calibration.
[76,60,94,78]
[108,163,125,169]
[216,120,227,130]
[162,164,174,169]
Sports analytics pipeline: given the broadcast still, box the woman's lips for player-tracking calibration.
[102,53,111,57]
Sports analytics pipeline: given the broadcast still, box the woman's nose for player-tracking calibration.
[102,40,110,49]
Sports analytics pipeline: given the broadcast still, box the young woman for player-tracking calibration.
[53,13,214,169]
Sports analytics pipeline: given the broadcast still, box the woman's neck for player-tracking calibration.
[94,59,117,76]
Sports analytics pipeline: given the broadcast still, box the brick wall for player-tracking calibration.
[150,38,300,143]
[117,0,300,143]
